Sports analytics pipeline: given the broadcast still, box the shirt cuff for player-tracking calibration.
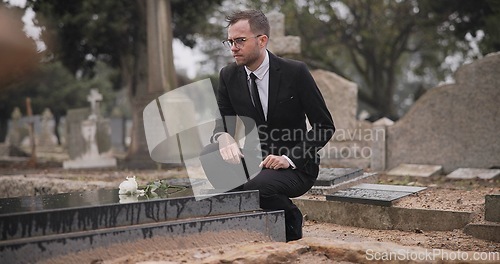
[282,155,296,169]
[211,132,226,143]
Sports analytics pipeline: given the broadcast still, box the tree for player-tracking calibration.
[249,0,499,119]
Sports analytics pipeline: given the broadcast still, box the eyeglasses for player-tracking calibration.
[222,35,263,49]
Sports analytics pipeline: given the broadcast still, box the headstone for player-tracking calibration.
[370,118,393,171]
[63,89,117,169]
[386,163,443,177]
[326,183,427,206]
[266,11,301,55]
[386,53,500,173]
[446,168,500,180]
[5,107,27,149]
[311,70,358,131]
[110,107,126,153]
[64,108,90,159]
[37,108,58,149]
[485,194,500,222]
[312,70,372,169]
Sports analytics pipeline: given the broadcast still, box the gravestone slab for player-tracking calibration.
[0,189,261,240]
[386,163,443,177]
[485,194,500,223]
[315,168,363,186]
[446,168,500,180]
[0,188,285,263]
[326,183,427,206]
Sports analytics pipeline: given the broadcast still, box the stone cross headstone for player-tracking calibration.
[87,88,103,117]
[63,89,116,169]
[266,11,301,55]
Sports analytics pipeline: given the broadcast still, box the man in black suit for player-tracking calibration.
[200,10,334,242]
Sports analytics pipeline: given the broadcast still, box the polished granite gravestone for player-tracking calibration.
[0,181,285,263]
[326,183,427,206]
[314,168,364,186]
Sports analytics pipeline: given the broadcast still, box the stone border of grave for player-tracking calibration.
[293,198,472,232]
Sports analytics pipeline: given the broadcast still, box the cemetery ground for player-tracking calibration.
[0,161,498,264]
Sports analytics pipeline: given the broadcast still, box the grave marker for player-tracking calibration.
[38,108,58,149]
[0,188,285,263]
[266,11,301,55]
[63,89,116,169]
[446,168,500,180]
[485,194,500,223]
[387,163,443,178]
[326,183,426,206]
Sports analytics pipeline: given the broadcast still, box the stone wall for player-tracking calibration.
[386,52,500,172]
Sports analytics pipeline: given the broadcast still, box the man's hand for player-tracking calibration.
[259,155,290,170]
[218,133,244,164]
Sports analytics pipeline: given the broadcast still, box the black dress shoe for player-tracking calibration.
[285,207,303,242]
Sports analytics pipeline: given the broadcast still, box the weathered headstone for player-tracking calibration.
[370,118,393,171]
[446,168,500,180]
[110,107,126,153]
[386,53,500,173]
[312,70,373,168]
[485,194,500,222]
[5,107,28,150]
[266,11,301,55]
[64,108,90,159]
[63,89,116,169]
[37,108,57,149]
[386,163,443,178]
[326,183,427,206]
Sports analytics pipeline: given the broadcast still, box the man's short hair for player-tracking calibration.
[226,9,270,38]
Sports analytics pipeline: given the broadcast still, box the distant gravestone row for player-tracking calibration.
[2,89,129,169]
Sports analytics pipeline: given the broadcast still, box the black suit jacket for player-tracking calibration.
[214,51,335,177]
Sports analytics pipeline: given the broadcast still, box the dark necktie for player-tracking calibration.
[249,73,265,121]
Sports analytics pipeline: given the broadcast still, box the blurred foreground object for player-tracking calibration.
[0,6,40,89]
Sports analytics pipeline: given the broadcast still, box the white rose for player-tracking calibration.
[118,176,138,195]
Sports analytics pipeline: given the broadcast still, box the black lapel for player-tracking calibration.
[267,52,281,123]
[237,67,254,108]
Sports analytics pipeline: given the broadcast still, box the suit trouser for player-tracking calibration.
[199,142,316,216]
